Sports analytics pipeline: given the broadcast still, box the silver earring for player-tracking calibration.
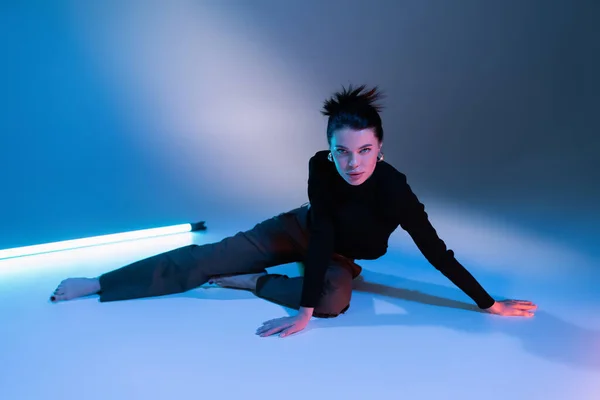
[327,152,333,162]
[377,152,384,162]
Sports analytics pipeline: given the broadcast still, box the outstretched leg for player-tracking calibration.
[50,208,309,303]
[52,278,100,301]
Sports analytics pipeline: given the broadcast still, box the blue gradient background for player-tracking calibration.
[1,1,598,273]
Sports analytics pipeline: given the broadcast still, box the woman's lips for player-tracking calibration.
[347,172,363,181]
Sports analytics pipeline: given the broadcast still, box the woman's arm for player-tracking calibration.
[299,155,336,310]
[394,173,537,316]
[395,174,496,309]
[255,154,336,337]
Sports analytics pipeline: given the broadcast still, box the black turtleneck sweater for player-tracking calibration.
[300,150,496,310]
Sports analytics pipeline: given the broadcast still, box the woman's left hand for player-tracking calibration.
[256,314,310,338]
[485,299,538,317]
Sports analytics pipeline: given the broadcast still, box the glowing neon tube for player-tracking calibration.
[0,221,206,260]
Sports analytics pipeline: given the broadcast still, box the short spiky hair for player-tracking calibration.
[321,84,384,144]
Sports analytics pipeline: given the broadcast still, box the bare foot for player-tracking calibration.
[50,278,101,302]
[209,272,267,291]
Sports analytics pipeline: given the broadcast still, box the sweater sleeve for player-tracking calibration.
[299,155,336,308]
[395,173,496,309]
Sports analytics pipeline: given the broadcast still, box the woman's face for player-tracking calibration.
[329,127,381,186]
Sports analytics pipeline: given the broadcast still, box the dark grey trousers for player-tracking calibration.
[97,205,362,318]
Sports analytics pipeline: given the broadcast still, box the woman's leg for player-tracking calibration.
[210,205,362,317]
[253,258,360,318]
[51,208,308,302]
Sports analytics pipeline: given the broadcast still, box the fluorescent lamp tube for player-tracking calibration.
[0,221,206,260]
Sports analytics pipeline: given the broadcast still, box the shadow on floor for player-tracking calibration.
[173,268,600,372]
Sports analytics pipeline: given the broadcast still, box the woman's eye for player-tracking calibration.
[335,148,371,155]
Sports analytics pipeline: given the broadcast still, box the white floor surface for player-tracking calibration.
[1,222,599,400]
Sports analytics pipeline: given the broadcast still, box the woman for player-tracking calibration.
[51,85,537,338]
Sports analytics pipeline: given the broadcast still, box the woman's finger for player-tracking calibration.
[256,324,276,335]
[511,309,534,317]
[509,300,535,305]
[257,322,291,336]
[279,325,299,338]
[510,303,537,311]
[521,304,537,310]
[256,319,280,333]
[259,326,285,337]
